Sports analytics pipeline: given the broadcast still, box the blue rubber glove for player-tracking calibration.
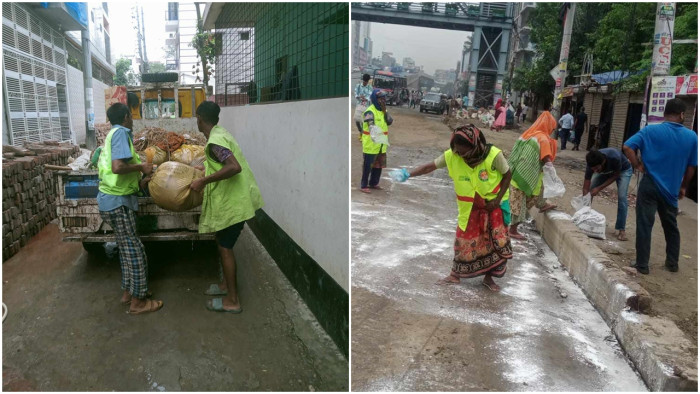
[390,168,411,182]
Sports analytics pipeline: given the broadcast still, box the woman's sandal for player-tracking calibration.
[128,299,163,315]
[482,281,500,292]
[121,290,153,305]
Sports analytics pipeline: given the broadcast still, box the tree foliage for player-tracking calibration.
[148,62,167,74]
[114,57,139,86]
[191,3,216,90]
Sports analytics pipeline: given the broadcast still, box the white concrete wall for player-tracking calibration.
[67,65,109,145]
[219,98,349,291]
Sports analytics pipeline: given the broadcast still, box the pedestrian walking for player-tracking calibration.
[521,103,528,123]
[622,98,697,274]
[354,74,373,140]
[573,107,588,151]
[558,109,574,150]
[582,149,633,241]
[360,89,392,193]
[189,101,264,313]
[491,99,506,132]
[507,110,558,240]
[98,103,162,315]
[515,103,522,124]
[392,125,513,291]
[462,94,469,109]
[409,90,415,109]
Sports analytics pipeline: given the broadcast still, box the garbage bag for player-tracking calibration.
[542,162,565,198]
[572,206,606,240]
[148,161,204,212]
[571,193,592,211]
[369,125,389,145]
[143,146,168,165]
[354,103,367,123]
[171,144,205,167]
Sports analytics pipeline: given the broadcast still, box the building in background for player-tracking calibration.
[164,2,204,85]
[381,51,396,68]
[352,20,372,68]
[2,2,114,146]
[507,2,536,105]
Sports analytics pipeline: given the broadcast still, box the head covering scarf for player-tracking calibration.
[450,125,490,167]
[495,99,503,110]
[520,110,558,161]
[370,89,385,109]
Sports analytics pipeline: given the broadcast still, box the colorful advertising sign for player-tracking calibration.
[675,75,698,95]
[648,76,677,124]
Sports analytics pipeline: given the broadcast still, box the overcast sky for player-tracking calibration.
[108,1,167,64]
[366,22,471,75]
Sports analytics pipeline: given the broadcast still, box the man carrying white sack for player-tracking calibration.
[99,103,163,315]
[189,101,264,314]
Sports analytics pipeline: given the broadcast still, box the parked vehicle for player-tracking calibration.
[420,92,447,114]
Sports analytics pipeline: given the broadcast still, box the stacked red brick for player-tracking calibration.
[2,143,81,261]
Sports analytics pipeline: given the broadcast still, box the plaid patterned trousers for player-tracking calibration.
[100,206,149,299]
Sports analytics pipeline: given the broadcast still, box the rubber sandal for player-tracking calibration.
[482,281,500,292]
[128,299,163,315]
[360,188,371,194]
[121,290,153,305]
[206,297,242,314]
[204,283,228,296]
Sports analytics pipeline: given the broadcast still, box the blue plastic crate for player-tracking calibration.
[64,175,100,199]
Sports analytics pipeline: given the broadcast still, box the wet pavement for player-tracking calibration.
[351,146,647,391]
[3,224,348,391]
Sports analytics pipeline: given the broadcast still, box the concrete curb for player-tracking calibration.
[533,209,698,391]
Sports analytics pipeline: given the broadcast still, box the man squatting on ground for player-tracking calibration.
[582,148,633,241]
[98,103,162,315]
[189,101,264,313]
[622,98,697,275]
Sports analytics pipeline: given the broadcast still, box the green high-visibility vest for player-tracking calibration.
[362,104,388,154]
[98,127,141,196]
[199,126,264,234]
[445,146,510,231]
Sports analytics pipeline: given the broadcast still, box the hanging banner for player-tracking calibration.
[651,3,675,76]
[648,76,677,124]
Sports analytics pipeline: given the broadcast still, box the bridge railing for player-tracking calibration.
[353,2,512,20]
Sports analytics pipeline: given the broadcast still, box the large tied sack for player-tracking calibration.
[542,162,565,198]
[148,161,204,212]
[143,146,168,165]
[353,103,367,123]
[171,144,205,167]
[572,206,606,239]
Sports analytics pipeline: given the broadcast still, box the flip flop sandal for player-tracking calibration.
[360,188,371,194]
[482,282,500,292]
[121,290,153,305]
[206,297,242,314]
[128,299,163,315]
[204,283,228,296]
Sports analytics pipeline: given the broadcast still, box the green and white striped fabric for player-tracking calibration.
[508,138,542,196]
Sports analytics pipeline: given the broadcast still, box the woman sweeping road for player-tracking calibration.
[491,99,506,132]
[393,125,513,291]
[507,110,559,240]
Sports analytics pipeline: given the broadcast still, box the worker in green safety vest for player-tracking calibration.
[98,103,163,315]
[189,101,264,314]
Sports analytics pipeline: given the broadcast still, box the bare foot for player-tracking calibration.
[360,188,371,194]
[221,297,241,312]
[436,275,460,285]
[617,231,628,241]
[539,204,557,213]
[120,290,131,304]
[482,278,501,292]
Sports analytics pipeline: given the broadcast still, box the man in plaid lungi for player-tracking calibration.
[98,103,163,315]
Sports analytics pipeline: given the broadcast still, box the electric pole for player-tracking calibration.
[551,3,576,119]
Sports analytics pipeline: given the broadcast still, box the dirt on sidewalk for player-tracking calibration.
[351,105,697,350]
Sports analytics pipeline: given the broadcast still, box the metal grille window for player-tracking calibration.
[2,3,71,146]
[214,2,348,106]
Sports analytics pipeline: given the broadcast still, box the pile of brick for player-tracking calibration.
[2,142,81,261]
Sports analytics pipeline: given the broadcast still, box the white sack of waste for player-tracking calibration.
[571,193,592,211]
[572,206,606,240]
[542,162,566,198]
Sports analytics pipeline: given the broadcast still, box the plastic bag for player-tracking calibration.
[542,162,565,198]
[571,193,592,211]
[171,144,205,167]
[369,125,389,145]
[354,104,367,123]
[143,146,168,165]
[389,168,410,182]
[148,161,204,212]
[572,206,606,239]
